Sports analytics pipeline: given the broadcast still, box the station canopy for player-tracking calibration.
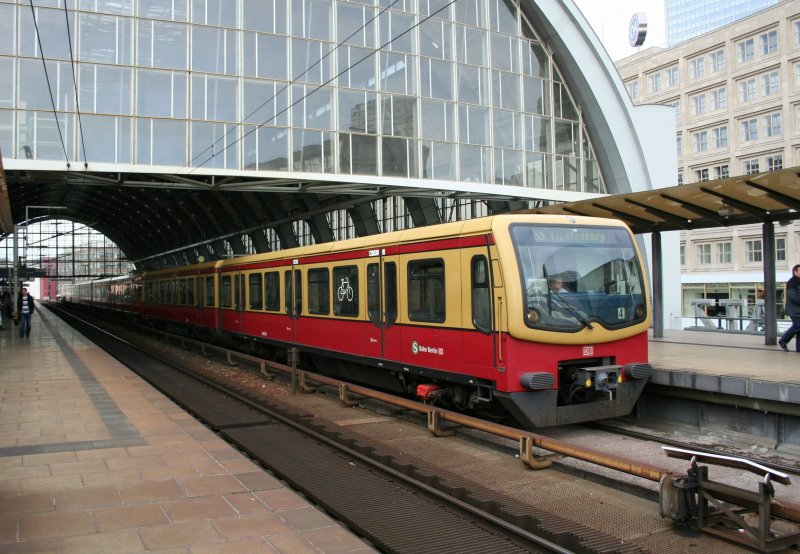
[528,167,800,233]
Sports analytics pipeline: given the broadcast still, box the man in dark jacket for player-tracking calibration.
[17,288,35,339]
[779,264,800,352]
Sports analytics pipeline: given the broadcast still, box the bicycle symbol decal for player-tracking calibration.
[337,277,354,302]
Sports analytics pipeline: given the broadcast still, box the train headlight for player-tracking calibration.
[526,307,541,324]
[635,304,645,319]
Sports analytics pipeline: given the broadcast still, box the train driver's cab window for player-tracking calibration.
[308,268,330,315]
[265,271,280,311]
[220,275,232,308]
[204,276,214,307]
[333,266,359,317]
[471,255,491,333]
[408,259,445,322]
[249,273,263,310]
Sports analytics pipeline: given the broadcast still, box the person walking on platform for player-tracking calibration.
[778,264,800,352]
[17,288,35,339]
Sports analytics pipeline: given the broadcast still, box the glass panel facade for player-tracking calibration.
[5,0,604,191]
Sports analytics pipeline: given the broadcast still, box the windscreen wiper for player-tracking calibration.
[552,289,595,330]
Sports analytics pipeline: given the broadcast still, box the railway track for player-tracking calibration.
[49,303,660,554]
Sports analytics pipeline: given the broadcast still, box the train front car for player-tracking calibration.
[493,215,653,428]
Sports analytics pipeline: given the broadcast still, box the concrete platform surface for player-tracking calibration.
[0,306,375,553]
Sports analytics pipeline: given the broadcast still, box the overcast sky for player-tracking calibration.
[572,0,667,61]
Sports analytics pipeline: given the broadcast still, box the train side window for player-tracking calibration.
[265,271,280,311]
[367,264,380,324]
[195,278,202,307]
[186,279,195,306]
[307,268,330,315]
[384,262,397,326]
[471,255,492,333]
[408,259,445,323]
[204,276,214,307]
[220,275,232,308]
[249,273,263,310]
[333,266,358,317]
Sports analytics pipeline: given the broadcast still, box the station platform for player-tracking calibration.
[0,307,375,553]
[648,328,800,406]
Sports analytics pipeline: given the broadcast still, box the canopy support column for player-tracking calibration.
[763,222,777,345]
[651,232,664,339]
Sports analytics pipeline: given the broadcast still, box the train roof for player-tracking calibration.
[217,214,630,269]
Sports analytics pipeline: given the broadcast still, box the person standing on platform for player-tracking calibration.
[778,264,800,352]
[17,287,35,339]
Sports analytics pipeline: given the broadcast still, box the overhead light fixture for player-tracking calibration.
[718,204,733,217]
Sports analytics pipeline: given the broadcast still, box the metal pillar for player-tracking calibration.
[763,222,777,345]
[11,224,18,303]
[651,232,664,338]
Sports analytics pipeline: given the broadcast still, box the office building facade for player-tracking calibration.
[618,0,800,321]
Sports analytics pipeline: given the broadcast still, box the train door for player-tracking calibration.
[233,272,245,335]
[462,251,496,369]
[365,253,400,361]
[284,264,302,344]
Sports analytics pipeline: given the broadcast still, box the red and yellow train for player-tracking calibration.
[71,214,653,428]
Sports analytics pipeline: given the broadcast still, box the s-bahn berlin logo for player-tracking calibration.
[411,341,444,355]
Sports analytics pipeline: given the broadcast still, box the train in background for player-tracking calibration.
[69,214,653,428]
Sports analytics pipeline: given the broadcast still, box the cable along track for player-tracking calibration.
[51,304,651,554]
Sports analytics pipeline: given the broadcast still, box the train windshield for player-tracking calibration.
[511,224,647,331]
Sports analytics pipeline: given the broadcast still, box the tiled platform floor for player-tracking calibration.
[0,307,375,553]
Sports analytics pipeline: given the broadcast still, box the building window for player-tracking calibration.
[710,86,726,110]
[713,164,729,179]
[761,70,780,97]
[665,66,679,88]
[766,154,783,171]
[709,48,725,72]
[696,243,711,265]
[677,170,683,185]
[745,239,762,263]
[694,168,709,182]
[647,72,661,94]
[795,63,800,88]
[689,56,705,79]
[692,130,708,152]
[795,20,800,44]
[676,135,682,157]
[759,29,778,56]
[776,237,786,261]
[690,92,706,115]
[738,78,756,102]
[740,118,758,142]
[743,158,760,174]
[764,112,782,137]
[625,80,639,100]
[680,244,685,266]
[711,125,728,149]
[716,242,731,264]
[737,38,754,63]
